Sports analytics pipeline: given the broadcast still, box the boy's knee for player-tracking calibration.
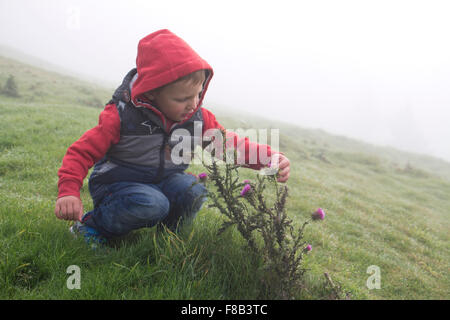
[184,183,208,211]
[192,182,207,198]
[123,192,170,222]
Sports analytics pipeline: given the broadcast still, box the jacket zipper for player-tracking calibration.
[156,134,169,182]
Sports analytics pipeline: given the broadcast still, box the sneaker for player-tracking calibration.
[70,222,107,249]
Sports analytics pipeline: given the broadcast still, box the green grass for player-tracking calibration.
[0,55,111,107]
[0,56,449,299]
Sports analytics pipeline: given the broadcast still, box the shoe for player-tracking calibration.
[70,222,107,249]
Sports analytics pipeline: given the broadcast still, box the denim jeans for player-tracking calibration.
[83,172,207,238]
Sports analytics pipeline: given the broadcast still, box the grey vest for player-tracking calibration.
[89,68,204,185]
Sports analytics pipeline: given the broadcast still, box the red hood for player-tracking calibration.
[131,29,213,123]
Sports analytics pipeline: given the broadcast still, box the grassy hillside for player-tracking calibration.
[0,55,449,299]
[0,45,116,88]
[0,55,111,107]
[212,107,450,182]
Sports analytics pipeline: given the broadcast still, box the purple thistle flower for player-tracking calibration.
[198,172,208,181]
[305,244,312,252]
[312,208,326,220]
[240,184,252,196]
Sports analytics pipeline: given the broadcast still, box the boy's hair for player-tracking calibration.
[150,69,206,94]
[175,69,206,86]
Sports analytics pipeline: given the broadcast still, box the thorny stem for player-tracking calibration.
[199,129,312,299]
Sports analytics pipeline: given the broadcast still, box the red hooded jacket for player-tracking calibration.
[57,29,278,199]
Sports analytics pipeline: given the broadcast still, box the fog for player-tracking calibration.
[1,0,449,162]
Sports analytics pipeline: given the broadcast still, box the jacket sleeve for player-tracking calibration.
[57,103,121,199]
[201,107,280,170]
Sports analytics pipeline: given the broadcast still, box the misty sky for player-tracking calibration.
[1,0,449,162]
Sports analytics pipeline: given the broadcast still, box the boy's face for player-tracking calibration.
[144,77,205,122]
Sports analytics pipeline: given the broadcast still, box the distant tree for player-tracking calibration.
[2,75,20,97]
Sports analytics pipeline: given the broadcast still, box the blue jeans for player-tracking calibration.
[83,172,207,238]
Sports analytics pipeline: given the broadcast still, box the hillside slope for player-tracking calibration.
[211,107,450,182]
[0,55,111,107]
[1,55,449,299]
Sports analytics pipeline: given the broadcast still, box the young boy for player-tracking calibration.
[54,29,290,243]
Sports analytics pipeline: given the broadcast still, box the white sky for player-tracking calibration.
[1,0,449,162]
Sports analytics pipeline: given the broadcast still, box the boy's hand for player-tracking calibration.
[270,153,290,183]
[55,196,84,222]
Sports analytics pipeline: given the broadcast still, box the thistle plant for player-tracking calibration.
[198,129,315,299]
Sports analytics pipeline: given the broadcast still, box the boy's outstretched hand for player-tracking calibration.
[55,196,84,222]
[270,153,290,183]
